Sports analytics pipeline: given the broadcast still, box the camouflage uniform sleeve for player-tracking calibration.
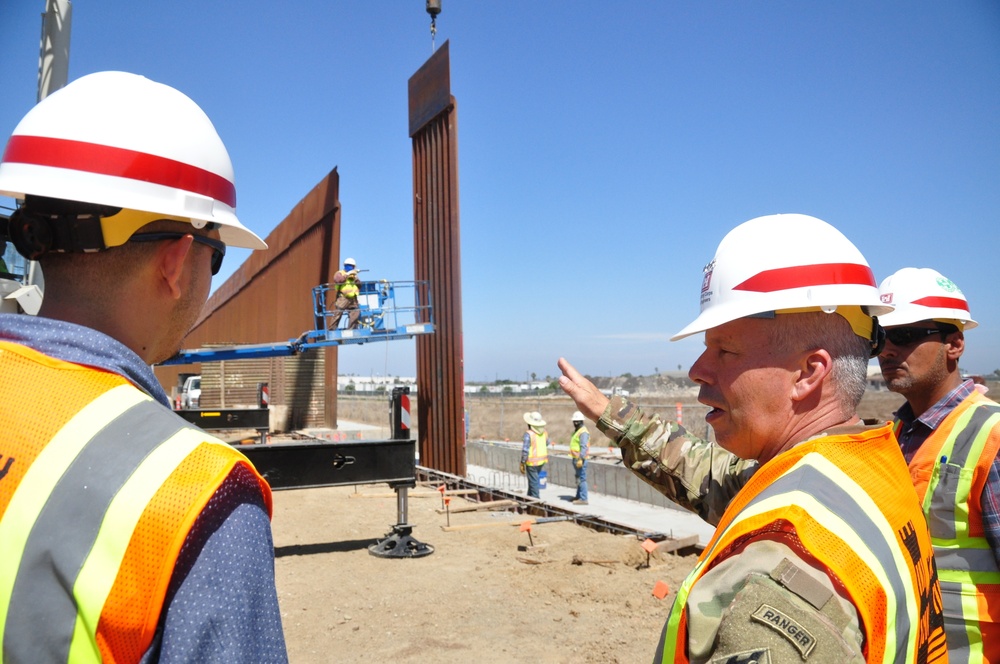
[668,539,865,664]
[596,396,757,525]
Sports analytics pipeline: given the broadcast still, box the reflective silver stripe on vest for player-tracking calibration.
[749,462,913,653]
[928,402,1000,541]
[4,398,184,663]
[933,547,1000,574]
[938,580,971,657]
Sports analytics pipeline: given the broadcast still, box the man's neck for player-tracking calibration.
[905,373,964,419]
[39,297,150,364]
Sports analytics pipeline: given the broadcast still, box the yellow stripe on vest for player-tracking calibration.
[67,427,219,662]
[0,384,148,655]
[764,453,914,663]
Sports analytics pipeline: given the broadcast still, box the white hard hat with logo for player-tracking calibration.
[877,267,977,330]
[0,71,266,252]
[571,411,585,422]
[672,214,891,347]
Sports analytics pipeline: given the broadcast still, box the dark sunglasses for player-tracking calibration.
[129,232,225,275]
[884,325,952,347]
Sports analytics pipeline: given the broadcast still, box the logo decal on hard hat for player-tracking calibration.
[935,277,957,293]
[880,292,893,304]
[701,260,715,293]
[700,259,715,306]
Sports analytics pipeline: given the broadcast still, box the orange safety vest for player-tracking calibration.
[526,430,548,466]
[900,390,1000,663]
[335,270,359,299]
[0,341,272,663]
[660,424,947,664]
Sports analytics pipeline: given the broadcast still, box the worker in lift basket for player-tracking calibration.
[0,71,287,662]
[329,256,361,330]
[558,213,947,663]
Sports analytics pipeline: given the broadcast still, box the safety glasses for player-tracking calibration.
[883,326,950,347]
[129,232,225,275]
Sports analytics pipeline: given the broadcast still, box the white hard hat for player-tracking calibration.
[672,213,891,340]
[571,411,585,422]
[343,257,356,267]
[523,411,546,427]
[0,71,265,250]
[877,267,977,330]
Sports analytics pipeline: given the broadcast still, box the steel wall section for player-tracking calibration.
[409,42,466,476]
[154,169,344,427]
[198,351,327,430]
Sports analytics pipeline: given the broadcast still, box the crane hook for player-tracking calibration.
[426,0,441,51]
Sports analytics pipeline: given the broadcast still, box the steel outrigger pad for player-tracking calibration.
[368,523,434,559]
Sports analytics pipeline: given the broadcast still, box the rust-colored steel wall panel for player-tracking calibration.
[155,169,343,427]
[410,42,466,476]
[199,351,327,430]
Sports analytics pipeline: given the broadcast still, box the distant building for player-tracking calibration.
[463,381,549,395]
[339,375,417,394]
[867,364,886,391]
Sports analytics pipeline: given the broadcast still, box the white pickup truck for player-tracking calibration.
[180,375,201,409]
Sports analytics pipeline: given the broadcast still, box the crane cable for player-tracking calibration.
[426,0,441,52]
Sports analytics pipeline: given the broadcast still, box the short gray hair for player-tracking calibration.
[769,311,870,416]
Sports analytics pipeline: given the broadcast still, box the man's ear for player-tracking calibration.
[156,235,195,300]
[791,348,833,403]
[946,330,965,361]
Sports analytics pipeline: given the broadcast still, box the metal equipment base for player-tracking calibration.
[368,523,434,558]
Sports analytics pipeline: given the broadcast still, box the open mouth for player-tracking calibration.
[699,398,724,421]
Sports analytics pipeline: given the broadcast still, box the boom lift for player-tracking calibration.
[159,279,434,365]
[160,277,436,558]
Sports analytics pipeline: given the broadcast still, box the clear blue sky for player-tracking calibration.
[2,2,998,381]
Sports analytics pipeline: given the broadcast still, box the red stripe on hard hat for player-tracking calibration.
[911,295,970,312]
[734,263,875,292]
[2,135,236,208]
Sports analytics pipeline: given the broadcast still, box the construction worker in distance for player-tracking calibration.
[328,256,361,330]
[0,72,287,662]
[520,411,548,498]
[877,266,1000,662]
[559,213,947,663]
[569,410,590,505]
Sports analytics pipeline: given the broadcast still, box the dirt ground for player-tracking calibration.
[272,484,698,663]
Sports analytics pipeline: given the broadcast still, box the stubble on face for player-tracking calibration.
[880,341,949,399]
